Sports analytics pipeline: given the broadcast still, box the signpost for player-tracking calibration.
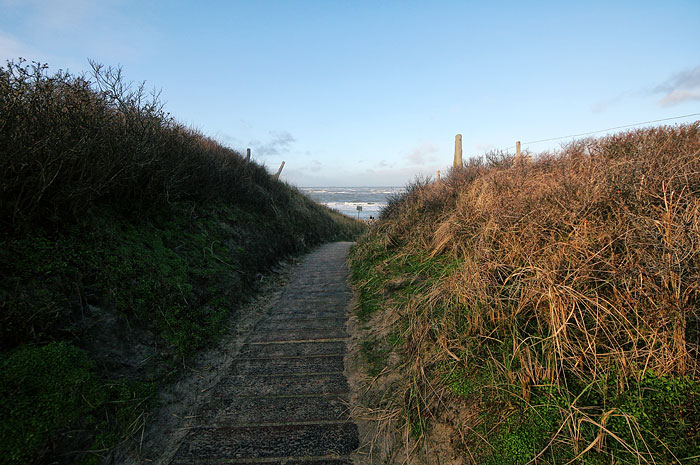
[356,205,362,219]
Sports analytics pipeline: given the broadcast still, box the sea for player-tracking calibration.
[299,187,405,221]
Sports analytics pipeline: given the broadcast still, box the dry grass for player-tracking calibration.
[350,124,700,463]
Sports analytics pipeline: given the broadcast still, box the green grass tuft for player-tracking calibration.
[0,342,156,465]
[0,342,102,464]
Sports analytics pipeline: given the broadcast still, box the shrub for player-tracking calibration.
[0,59,362,235]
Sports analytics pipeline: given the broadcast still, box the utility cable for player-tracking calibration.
[500,112,700,152]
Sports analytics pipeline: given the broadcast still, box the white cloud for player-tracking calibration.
[5,0,112,32]
[591,90,639,113]
[1,0,159,65]
[592,66,700,112]
[658,89,700,107]
[249,131,296,157]
[310,160,322,172]
[0,32,39,62]
[653,66,700,107]
[282,158,442,187]
[406,142,438,165]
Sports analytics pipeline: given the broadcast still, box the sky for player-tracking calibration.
[1,0,699,187]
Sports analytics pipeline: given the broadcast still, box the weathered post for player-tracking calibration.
[274,161,285,180]
[516,141,521,164]
[436,170,441,182]
[453,134,462,169]
[246,148,251,162]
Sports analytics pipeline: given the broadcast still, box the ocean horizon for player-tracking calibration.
[300,186,404,220]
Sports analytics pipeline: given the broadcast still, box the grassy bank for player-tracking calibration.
[0,59,364,464]
[349,124,700,464]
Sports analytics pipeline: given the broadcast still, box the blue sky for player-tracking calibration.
[2,0,699,186]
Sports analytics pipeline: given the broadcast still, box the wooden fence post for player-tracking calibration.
[453,134,463,169]
[516,141,521,163]
[246,148,251,162]
[274,161,285,180]
[436,170,441,182]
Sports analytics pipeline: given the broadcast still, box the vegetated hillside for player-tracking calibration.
[349,124,700,464]
[0,59,364,465]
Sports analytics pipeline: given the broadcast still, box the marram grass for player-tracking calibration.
[350,124,700,464]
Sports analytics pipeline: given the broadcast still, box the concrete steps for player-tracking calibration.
[201,395,350,425]
[238,341,346,358]
[170,242,358,464]
[171,423,358,461]
[211,373,350,398]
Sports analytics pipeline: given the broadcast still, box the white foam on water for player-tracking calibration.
[301,186,404,220]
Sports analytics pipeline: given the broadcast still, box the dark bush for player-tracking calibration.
[0,59,333,232]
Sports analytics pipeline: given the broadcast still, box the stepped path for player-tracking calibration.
[170,241,359,465]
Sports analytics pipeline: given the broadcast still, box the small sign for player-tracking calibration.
[356,205,363,211]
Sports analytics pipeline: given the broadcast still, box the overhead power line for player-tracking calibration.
[501,112,700,152]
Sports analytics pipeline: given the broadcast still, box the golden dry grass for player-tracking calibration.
[350,123,700,463]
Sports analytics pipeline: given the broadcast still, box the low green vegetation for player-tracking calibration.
[0,342,156,465]
[0,59,364,464]
[349,124,700,463]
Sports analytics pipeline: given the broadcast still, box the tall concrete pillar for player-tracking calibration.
[453,134,463,169]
